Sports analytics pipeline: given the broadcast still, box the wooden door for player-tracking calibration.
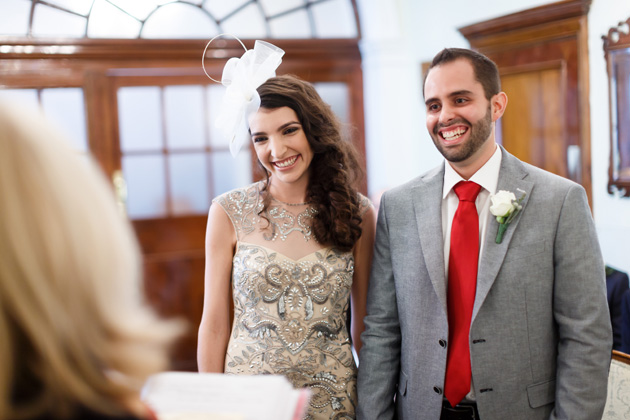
[500,65,566,178]
[460,0,592,204]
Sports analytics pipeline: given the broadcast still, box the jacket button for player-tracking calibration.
[439,339,447,348]
[433,386,443,395]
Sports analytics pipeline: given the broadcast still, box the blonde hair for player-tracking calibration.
[0,101,184,419]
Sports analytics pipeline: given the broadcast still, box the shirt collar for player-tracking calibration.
[442,145,502,199]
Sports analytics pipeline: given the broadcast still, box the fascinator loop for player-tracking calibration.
[202,34,285,157]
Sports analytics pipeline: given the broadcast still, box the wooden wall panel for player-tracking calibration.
[143,254,205,372]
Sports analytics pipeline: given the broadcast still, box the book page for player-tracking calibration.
[141,372,308,420]
[158,414,242,420]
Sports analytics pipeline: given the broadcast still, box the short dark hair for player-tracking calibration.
[423,48,501,100]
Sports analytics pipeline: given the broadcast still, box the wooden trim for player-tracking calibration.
[84,70,118,176]
[498,59,565,76]
[464,19,583,54]
[602,16,630,51]
[0,37,362,61]
[577,14,592,203]
[459,0,590,39]
[347,64,367,192]
[613,349,630,365]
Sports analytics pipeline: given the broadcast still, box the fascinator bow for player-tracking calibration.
[203,36,285,157]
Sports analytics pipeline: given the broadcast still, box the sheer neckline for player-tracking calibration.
[236,241,337,262]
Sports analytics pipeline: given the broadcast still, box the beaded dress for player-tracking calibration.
[214,181,370,420]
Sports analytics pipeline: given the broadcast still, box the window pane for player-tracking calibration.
[0,89,39,110]
[168,153,209,215]
[32,4,86,38]
[164,85,206,150]
[107,0,165,21]
[221,2,267,39]
[0,0,31,36]
[118,86,163,152]
[142,3,218,39]
[259,0,304,17]
[88,0,142,39]
[311,0,357,38]
[45,0,93,15]
[123,154,167,219]
[40,88,88,152]
[207,84,231,148]
[314,82,349,123]
[269,8,311,39]
[211,150,253,197]
[203,0,250,22]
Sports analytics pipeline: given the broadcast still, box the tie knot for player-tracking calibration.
[453,181,481,202]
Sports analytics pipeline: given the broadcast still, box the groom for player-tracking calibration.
[357,48,612,420]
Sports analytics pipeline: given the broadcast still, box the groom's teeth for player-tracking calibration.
[442,128,466,140]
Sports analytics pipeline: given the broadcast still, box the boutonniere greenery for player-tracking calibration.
[489,189,527,244]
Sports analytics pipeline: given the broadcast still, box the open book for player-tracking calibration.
[141,372,310,420]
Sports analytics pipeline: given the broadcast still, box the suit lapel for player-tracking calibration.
[472,149,534,321]
[413,164,448,312]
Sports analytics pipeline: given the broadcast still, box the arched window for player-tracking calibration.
[3,0,359,39]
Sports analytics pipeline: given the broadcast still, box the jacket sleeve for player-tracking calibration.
[550,184,612,419]
[356,193,401,420]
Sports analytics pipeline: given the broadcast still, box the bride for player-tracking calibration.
[197,40,375,420]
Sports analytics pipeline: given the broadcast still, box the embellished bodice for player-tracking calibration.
[230,242,355,356]
[213,182,370,420]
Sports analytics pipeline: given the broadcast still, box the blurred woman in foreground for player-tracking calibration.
[0,101,183,420]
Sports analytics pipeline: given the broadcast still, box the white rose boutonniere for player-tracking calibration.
[489,189,527,244]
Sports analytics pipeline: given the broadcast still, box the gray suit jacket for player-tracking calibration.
[357,148,612,420]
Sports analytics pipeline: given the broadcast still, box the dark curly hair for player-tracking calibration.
[255,75,364,252]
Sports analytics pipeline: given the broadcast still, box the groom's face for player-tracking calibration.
[424,58,495,167]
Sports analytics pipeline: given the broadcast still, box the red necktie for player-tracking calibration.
[444,181,482,407]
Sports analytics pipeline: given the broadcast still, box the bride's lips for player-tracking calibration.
[272,155,300,170]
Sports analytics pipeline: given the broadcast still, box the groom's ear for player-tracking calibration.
[491,92,508,122]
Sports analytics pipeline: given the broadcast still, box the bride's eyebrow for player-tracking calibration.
[278,121,301,130]
[251,121,300,137]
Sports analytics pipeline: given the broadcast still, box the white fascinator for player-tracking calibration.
[203,35,285,157]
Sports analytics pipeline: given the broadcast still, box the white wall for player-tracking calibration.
[357,0,630,274]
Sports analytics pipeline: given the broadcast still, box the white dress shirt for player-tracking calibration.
[442,145,502,277]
